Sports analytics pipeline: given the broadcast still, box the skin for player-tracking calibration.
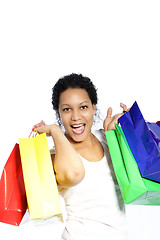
[103,103,129,131]
[35,88,128,188]
[58,88,96,143]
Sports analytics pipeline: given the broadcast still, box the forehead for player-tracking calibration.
[59,88,91,105]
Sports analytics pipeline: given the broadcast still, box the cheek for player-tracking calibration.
[84,112,95,125]
[60,113,70,128]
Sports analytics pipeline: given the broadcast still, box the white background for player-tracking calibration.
[0,0,160,239]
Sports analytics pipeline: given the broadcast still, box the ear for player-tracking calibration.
[56,110,61,123]
[56,111,62,126]
[92,104,96,115]
[57,110,60,119]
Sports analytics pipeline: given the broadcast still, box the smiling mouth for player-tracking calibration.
[71,124,85,135]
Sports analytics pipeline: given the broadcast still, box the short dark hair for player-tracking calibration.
[52,73,98,111]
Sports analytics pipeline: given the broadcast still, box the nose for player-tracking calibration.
[71,109,81,121]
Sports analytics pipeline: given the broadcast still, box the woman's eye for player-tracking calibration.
[63,108,71,112]
[81,106,88,110]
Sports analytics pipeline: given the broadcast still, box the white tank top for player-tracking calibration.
[58,130,128,240]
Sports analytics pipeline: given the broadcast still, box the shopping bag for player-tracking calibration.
[19,133,62,220]
[118,101,160,183]
[105,125,160,205]
[146,121,160,148]
[0,144,27,226]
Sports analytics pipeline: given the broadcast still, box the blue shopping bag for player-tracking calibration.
[119,101,160,183]
[146,121,160,148]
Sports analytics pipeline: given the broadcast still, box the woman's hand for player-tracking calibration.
[103,103,129,131]
[34,120,61,136]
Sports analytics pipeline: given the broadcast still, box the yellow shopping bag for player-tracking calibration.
[19,132,62,220]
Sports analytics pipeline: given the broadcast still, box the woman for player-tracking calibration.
[35,73,128,240]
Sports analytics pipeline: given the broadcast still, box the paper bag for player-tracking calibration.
[0,144,27,225]
[119,101,160,183]
[19,133,62,219]
[105,125,160,205]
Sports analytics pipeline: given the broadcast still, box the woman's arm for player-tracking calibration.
[36,122,85,188]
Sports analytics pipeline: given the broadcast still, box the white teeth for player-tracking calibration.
[72,124,84,128]
[71,124,85,135]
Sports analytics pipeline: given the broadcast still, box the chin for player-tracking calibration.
[66,131,87,143]
[71,134,86,143]
[74,137,85,143]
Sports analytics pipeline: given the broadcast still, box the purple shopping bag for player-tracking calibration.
[119,101,160,183]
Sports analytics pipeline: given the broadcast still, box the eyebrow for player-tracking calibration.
[60,101,89,107]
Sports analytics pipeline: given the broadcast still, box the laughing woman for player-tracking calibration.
[35,74,128,240]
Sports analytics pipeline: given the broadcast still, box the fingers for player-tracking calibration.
[33,120,46,129]
[36,125,46,134]
[107,104,129,118]
[106,107,112,118]
[120,103,128,112]
[104,104,129,131]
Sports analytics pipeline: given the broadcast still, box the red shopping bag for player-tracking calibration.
[0,144,27,226]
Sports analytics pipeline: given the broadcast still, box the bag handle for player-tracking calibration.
[28,127,38,138]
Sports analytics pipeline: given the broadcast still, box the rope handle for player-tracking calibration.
[28,127,39,138]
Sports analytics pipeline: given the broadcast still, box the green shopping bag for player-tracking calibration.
[105,124,160,205]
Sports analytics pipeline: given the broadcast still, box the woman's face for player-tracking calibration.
[58,88,96,143]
